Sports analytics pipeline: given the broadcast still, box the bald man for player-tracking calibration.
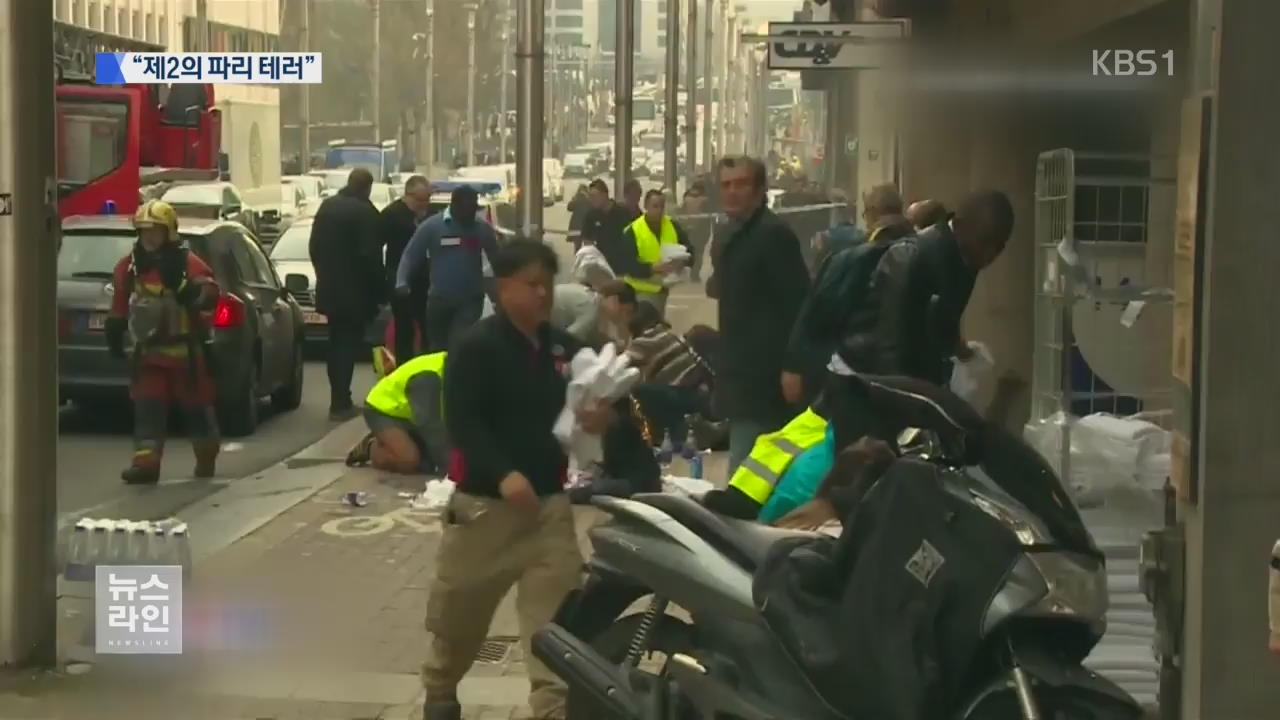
[906,199,948,231]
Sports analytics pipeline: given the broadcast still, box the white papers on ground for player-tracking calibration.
[409,478,456,512]
[662,474,715,497]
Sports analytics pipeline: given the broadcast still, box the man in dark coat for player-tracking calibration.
[382,175,436,362]
[704,156,811,476]
[309,168,385,419]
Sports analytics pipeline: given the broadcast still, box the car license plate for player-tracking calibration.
[87,312,108,331]
[304,312,327,325]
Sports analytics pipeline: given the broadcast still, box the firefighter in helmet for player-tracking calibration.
[104,200,222,484]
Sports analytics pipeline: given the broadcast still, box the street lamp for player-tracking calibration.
[500,9,513,163]
[465,2,478,167]
[422,1,435,169]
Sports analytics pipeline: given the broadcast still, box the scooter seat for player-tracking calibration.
[632,493,816,570]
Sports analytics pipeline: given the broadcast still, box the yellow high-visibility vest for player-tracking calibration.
[624,215,679,294]
[728,407,829,505]
[364,351,447,421]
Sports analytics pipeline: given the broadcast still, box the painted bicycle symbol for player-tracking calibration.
[321,506,440,538]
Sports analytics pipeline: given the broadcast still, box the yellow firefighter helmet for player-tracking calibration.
[132,200,180,243]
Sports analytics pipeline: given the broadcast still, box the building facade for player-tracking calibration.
[53,0,281,189]
[549,0,599,50]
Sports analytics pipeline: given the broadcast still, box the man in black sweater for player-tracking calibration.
[420,240,614,720]
[704,156,811,476]
[381,175,435,362]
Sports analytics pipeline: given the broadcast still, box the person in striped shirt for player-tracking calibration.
[598,280,714,448]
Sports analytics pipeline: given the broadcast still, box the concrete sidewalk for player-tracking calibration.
[1,462,551,720]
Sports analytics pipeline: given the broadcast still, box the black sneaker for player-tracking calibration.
[329,405,359,422]
[423,700,462,720]
[345,433,375,467]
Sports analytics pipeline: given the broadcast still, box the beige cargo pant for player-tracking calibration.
[421,491,583,719]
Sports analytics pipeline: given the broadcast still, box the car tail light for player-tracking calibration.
[213,293,245,328]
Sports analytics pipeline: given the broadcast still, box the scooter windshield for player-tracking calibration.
[846,373,1097,556]
[975,424,1098,557]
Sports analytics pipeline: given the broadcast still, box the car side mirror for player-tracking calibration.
[224,204,242,217]
[284,273,310,294]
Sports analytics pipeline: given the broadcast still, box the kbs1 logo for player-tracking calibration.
[1092,50,1174,77]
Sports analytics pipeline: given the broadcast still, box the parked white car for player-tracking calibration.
[282,174,325,217]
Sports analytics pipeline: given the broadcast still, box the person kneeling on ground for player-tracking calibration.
[347,351,450,474]
[598,280,714,447]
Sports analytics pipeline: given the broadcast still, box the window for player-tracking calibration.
[244,234,280,288]
[554,32,583,47]
[56,99,128,191]
[105,5,115,33]
[133,10,142,39]
[161,184,223,206]
[556,14,584,28]
[658,18,667,31]
[147,12,156,43]
[86,1,97,29]
[556,0,584,9]
[160,15,168,46]
[118,9,127,36]
[658,35,667,47]
[229,234,271,285]
[269,222,311,261]
[58,232,135,279]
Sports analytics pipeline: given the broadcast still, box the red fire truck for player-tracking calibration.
[54,21,223,218]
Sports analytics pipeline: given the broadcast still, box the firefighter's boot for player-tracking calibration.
[193,441,220,479]
[122,451,162,485]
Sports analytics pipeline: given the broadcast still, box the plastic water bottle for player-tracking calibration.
[682,421,703,480]
[656,432,674,466]
[64,520,94,582]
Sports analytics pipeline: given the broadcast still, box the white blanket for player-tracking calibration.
[572,244,616,286]
[658,243,693,287]
[553,344,641,467]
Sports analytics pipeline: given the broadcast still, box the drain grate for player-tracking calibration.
[475,636,518,664]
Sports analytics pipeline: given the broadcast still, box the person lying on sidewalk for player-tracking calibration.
[421,239,617,720]
[346,351,450,475]
[597,280,714,448]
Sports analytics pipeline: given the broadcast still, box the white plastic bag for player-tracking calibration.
[659,243,693,288]
[554,344,641,468]
[949,341,994,407]
[572,244,615,286]
[1023,411,1171,504]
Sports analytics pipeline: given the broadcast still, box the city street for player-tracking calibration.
[53,177,626,530]
[56,362,377,526]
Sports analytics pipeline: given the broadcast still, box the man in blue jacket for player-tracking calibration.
[396,184,500,352]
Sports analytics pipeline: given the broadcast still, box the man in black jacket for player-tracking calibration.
[706,156,811,475]
[421,240,614,720]
[309,168,385,419]
[382,175,436,362]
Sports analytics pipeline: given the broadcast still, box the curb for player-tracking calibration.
[182,417,370,563]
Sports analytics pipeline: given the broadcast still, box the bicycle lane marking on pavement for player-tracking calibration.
[320,505,441,537]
